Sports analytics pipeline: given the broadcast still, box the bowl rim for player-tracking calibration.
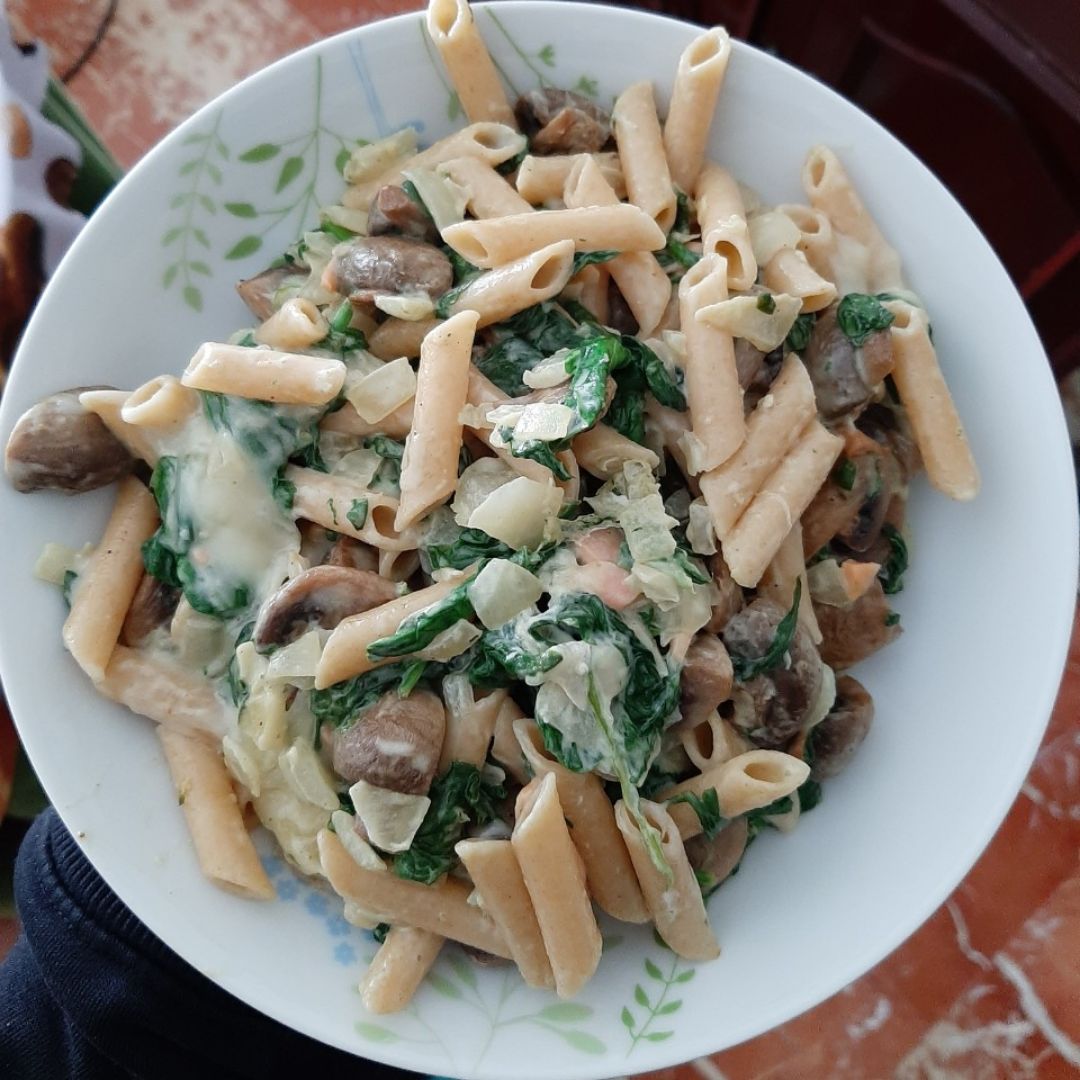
[1,2,1077,1076]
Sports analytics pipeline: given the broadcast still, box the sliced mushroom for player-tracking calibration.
[252,565,397,649]
[809,675,873,780]
[606,278,638,336]
[722,597,824,749]
[324,236,452,303]
[835,448,901,553]
[803,301,894,421]
[684,817,749,896]
[704,552,745,634]
[330,690,445,795]
[514,88,611,155]
[858,402,921,482]
[367,185,439,244]
[120,572,181,647]
[325,535,379,572]
[5,388,134,494]
[814,579,901,670]
[679,634,734,727]
[236,264,301,321]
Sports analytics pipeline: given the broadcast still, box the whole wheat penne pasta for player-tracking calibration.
[612,81,677,233]
[512,773,602,998]
[802,145,903,292]
[568,263,610,325]
[722,421,845,587]
[443,204,665,269]
[378,547,421,583]
[645,397,698,490]
[679,711,752,772]
[440,156,532,217]
[661,750,810,838]
[445,241,575,326]
[489,696,529,783]
[426,0,516,127]
[516,152,626,204]
[285,465,415,552]
[253,297,329,351]
[663,27,732,194]
[695,163,756,291]
[679,253,743,473]
[396,310,479,531]
[759,519,822,643]
[316,573,469,688]
[564,155,670,335]
[360,927,445,1014]
[320,399,414,439]
[379,123,526,190]
[182,342,344,406]
[439,681,507,771]
[698,353,817,538]
[79,389,159,465]
[777,203,836,279]
[455,839,555,989]
[616,799,719,961]
[762,248,837,313]
[318,829,512,957]
[515,719,649,924]
[158,726,275,900]
[62,477,159,682]
[368,317,442,361]
[886,300,978,500]
[121,376,199,430]
[572,423,660,479]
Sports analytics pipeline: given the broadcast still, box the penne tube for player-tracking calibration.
[777,202,836,280]
[368,317,442,361]
[158,726,275,900]
[695,163,756,291]
[253,297,329,351]
[440,156,532,218]
[98,645,230,739]
[886,300,978,501]
[663,27,732,194]
[512,774,602,998]
[661,750,810,838]
[516,152,626,204]
[318,829,512,957]
[616,799,719,961]
[762,248,837,313]
[445,240,576,327]
[316,573,469,688]
[382,122,525,189]
[698,353,817,539]
[564,155,671,335]
[722,421,845,588]
[645,397,698,491]
[572,423,659,479]
[426,0,517,127]
[360,927,444,1014]
[759,519,822,644]
[679,711,752,773]
[802,145,903,292]
[515,720,649,924]
[79,389,159,465]
[285,465,416,552]
[182,342,345,406]
[121,375,199,431]
[62,477,159,683]
[320,399,414,440]
[443,204,665,269]
[489,696,529,784]
[569,263,610,325]
[396,310,479,530]
[612,81,677,233]
[455,839,555,990]
[378,547,421,583]
[679,253,743,473]
[439,683,507,771]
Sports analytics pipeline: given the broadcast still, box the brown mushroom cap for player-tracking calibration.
[809,675,874,781]
[684,817,749,896]
[325,236,452,303]
[235,265,302,322]
[330,690,446,795]
[120,572,181,647]
[252,565,397,649]
[4,387,134,494]
[367,185,440,244]
[815,580,901,670]
[514,88,611,154]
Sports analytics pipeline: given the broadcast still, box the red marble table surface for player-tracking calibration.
[9,1,1080,1076]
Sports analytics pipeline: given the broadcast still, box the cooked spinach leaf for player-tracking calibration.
[878,524,908,595]
[836,292,895,348]
[667,787,725,839]
[366,581,475,660]
[745,795,794,838]
[309,661,433,728]
[730,579,802,682]
[785,312,815,353]
[833,458,856,492]
[346,498,368,531]
[570,249,619,276]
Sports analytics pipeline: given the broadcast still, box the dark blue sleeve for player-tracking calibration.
[0,808,422,1080]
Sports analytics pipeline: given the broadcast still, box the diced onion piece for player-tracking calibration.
[373,293,436,321]
[452,457,518,527]
[266,630,323,681]
[222,732,262,797]
[33,541,88,585]
[522,351,572,389]
[695,292,802,353]
[331,811,386,872]
[748,209,802,266]
[468,475,563,549]
[469,559,544,629]
[349,779,431,853]
[416,619,482,661]
[687,497,717,555]
[344,129,418,184]
[405,164,469,232]
[345,357,417,423]
[332,447,382,488]
[320,204,369,235]
[279,739,340,811]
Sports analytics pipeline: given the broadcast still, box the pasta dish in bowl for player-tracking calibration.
[0,2,1073,1075]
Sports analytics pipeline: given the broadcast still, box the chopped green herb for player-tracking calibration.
[884,611,901,627]
[785,313,815,353]
[662,237,699,271]
[878,525,908,595]
[756,293,776,314]
[61,569,77,608]
[327,497,339,526]
[834,458,857,492]
[346,498,368,531]
[836,292,895,347]
[730,579,802,682]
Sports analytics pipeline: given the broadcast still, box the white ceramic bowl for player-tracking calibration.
[0,4,1075,1077]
